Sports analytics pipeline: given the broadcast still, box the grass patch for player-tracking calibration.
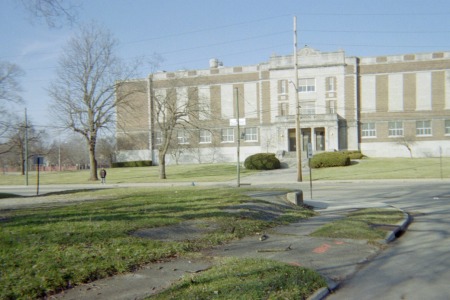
[310,208,405,241]
[308,157,450,180]
[0,163,258,185]
[0,187,314,299]
[150,257,327,300]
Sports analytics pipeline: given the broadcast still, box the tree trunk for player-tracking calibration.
[158,151,166,179]
[88,138,98,181]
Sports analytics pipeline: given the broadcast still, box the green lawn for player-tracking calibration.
[0,187,316,299]
[308,157,450,180]
[0,163,258,185]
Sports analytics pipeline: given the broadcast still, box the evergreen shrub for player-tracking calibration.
[244,153,281,170]
[341,150,365,159]
[112,160,152,168]
[310,152,351,169]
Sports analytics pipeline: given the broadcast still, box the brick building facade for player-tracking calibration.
[116,47,450,165]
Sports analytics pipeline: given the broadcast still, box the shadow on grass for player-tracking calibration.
[0,193,21,199]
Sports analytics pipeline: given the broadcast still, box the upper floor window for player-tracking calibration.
[361,122,376,138]
[298,78,315,93]
[388,121,404,137]
[279,80,288,94]
[327,100,336,114]
[244,127,258,142]
[279,103,288,116]
[416,120,432,136]
[199,129,212,143]
[300,101,315,115]
[221,128,234,143]
[326,77,336,92]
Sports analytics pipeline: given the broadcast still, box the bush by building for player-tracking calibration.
[244,153,280,170]
[310,152,351,168]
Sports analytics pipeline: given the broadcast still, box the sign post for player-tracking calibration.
[35,156,44,195]
[307,143,313,199]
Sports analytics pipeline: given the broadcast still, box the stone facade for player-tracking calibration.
[116,47,450,164]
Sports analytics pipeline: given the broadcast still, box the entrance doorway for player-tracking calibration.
[288,129,296,151]
[315,128,325,151]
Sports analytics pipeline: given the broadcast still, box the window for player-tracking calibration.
[279,80,288,94]
[327,100,336,114]
[199,129,212,143]
[298,78,315,93]
[279,103,288,116]
[300,101,315,115]
[244,127,258,142]
[221,128,234,142]
[416,120,432,136]
[326,77,336,92]
[154,131,162,145]
[388,121,404,137]
[361,122,376,137]
[177,130,189,144]
[445,120,450,135]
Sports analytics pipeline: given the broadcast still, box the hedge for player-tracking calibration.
[310,152,351,169]
[112,160,152,168]
[244,153,280,170]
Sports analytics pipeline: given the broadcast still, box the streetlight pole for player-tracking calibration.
[294,16,303,182]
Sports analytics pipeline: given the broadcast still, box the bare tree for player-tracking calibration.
[0,62,24,105]
[153,82,210,179]
[48,22,140,181]
[397,136,415,158]
[0,62,25,143]
[4,118,45,175]
[96,135,116,167]
[19,0,80,28]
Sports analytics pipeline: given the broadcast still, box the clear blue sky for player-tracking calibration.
[2,0,450,132]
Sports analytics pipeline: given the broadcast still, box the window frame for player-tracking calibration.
[388,121,404,137]
[361,122,376,138]
[244,127,258,142]
[177,130,189,144]
[199,129,212,144]
[445,120,450,135]
[416,120,432,136]
[298,78,315,93]
[221,128,234,143]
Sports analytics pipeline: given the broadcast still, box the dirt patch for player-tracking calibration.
[132,220,221,241]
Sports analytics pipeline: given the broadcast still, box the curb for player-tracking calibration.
[385,210,412,243]
[309,207,411,300]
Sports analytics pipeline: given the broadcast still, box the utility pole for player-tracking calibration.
[24,108,29,186]
[294,16,303,182]
[235,87,241,187]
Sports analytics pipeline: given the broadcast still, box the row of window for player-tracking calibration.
[278,77,336,94]
[361,120,450,138]
[154,127,259,145]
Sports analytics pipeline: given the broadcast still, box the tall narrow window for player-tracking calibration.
[279,103,288,116]
[279,80,288,94]
[445,120,450,135]
[416,120,432,136]
[361,122,376,137]
[388,121,403,137]
[327,100,336,114]
[154,131,162,145]
[326,77,336,92]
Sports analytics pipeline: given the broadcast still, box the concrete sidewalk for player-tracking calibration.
[51,192,410,300]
